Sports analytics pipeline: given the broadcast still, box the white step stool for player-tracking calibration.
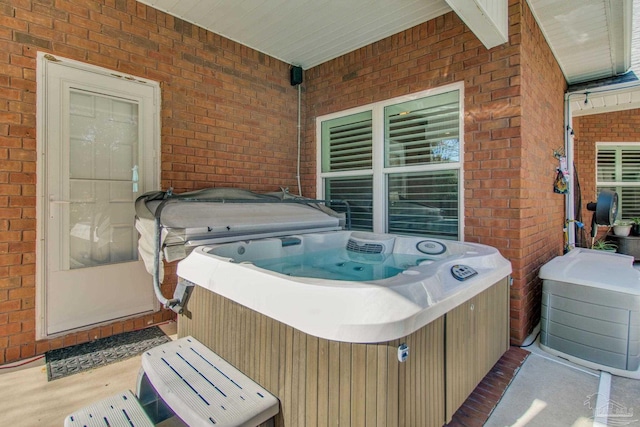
[64,390,154,427]
[65,336,279,427]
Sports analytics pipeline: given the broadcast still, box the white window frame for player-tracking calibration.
[316,82,465,238]
[596,141,640,220]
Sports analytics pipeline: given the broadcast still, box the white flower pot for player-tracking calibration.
[613,225,631,237]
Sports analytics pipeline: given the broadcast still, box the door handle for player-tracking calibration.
[49,197,72,218]
[49,195,71,204]
[132,165,138,193]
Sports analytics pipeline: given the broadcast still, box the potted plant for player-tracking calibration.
[631,218,640,236]
[592,239,618,252]
[613,220,632,237]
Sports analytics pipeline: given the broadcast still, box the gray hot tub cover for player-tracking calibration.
[134,187,344,282]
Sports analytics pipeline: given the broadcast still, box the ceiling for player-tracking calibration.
[137,0,634,87]
[565,0,640,116]
[139,0,453,70]
[528,0,632,85]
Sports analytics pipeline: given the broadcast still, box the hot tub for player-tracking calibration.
[539,248,640,379]
[177,230,511,343]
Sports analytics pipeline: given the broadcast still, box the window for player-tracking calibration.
[597,143,640,220]
[317,84,463,240]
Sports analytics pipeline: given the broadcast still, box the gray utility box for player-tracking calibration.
[539,248,640,379]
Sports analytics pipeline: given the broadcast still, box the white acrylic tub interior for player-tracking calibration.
[177,231,512,343]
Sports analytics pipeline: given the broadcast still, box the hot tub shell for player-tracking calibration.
[176,230,512,343]
[539,248,640,379]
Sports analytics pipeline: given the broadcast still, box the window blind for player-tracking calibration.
[385,91,460,168]
[596,144,640,220]
[325,176,373,231]
[621,187,640,219]
[321,111,372,172]
[596,148,616,182]
[621,149,640,181]
[387,170,459,239]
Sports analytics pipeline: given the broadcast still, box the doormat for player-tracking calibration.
[445,346,530,427]
[45,326,171,381]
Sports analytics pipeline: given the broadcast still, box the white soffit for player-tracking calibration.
[570,0,640,117]
[137,0,631,85]
[570,85,640,117]
[527,0,633,85]
[444,0,508,49]
[137,0,453,70]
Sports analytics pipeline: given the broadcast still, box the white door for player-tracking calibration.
[37,54,159,337]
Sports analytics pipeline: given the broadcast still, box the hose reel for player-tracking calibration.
[586,189,618,245]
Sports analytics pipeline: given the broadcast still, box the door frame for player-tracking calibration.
[35,52,162,340]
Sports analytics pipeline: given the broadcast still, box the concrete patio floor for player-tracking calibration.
[0,322,638,427]
[486,328,640,427]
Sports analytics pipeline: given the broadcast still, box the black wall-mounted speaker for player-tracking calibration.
[290,66,303,86]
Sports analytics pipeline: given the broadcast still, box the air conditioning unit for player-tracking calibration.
[539,248,640,379]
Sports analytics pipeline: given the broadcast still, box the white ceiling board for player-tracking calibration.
[570,84,640,116]
[568,0,638,118]
[527,0,633,85]
[137,0,453,69]
[138,0,633,85]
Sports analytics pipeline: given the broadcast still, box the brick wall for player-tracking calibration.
[0,0,300,364]
[304,0,566,343]
[516,2,566,338]
[574,108,640,233]
[0,0,568,363]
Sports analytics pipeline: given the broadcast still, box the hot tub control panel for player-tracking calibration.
[451,264,478,281]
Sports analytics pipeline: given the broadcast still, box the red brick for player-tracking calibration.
[4,345,20,362]
[0,0,567,360]
[0,300,20,313]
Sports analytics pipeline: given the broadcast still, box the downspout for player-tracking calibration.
[296,84,302,196]
[564,92,576,248]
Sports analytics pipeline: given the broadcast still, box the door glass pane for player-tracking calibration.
[387,170,459,239]
[70,92,138,181]
[325,176,373,231]
[68,90,139,269]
